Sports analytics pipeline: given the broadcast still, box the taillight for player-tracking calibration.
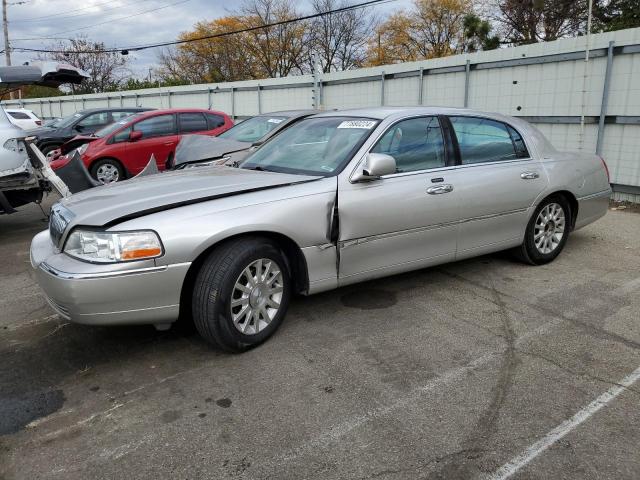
[35,120,42,125]
[598,155,610,183]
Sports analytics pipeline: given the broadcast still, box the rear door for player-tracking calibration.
[124,114,178,174]
[338,115,460,284]
[447,116,548,256]
[74,111,111,135]
[178,112,211,136]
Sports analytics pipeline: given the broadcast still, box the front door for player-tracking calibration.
[338,115,460,285]
[125,114,179,174]
[447,116,548,256]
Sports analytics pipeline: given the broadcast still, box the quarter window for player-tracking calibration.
[133,114,175,139]
[450,116,525,165]
[77,112,109,128]
[206,113,225,129]
[371,116,446,173]
[179,112,208,133]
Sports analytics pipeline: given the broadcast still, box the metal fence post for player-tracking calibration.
[231,87,235,119]
[120,95,123,107]
[257,84,262,114]
[464,59,471,108]
[167,91,172,108]
[418,67,424,105]
[380,71,385,106]
[596,41,615,156]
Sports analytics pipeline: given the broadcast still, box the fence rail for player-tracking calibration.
[4,27,640,200]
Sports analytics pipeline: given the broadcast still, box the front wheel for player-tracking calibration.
[192,238,291,352]
[517,195,571,265]
[90,158,125,184]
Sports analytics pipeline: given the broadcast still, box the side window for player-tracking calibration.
[133,114,175,139]
[77,112,109,128]
[371,116,445,173]
[112,111,135,122]
[507,125,529,158]
[206,113,225,129]
[8,111,30,119]
[113,126,132,143]
[179,112,208,133]
[450,117,519,165]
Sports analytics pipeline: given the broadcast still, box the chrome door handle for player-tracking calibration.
[427,184,453,195]
[521,171,540,180]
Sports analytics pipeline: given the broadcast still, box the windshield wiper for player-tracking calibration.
[244,165,271,172]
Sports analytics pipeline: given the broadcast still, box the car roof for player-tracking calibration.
[133,108,229,118]
[256,109,319,119]
[76,107,151,114]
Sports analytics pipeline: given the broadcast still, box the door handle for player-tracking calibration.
[521,171,540,180]
[427,184,453,195]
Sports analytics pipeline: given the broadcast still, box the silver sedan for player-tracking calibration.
[30,107,611,352]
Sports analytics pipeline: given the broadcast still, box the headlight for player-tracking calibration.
[64,230,163,263]
[77,143,89,155]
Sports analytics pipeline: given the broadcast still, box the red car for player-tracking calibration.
[50,108,233,183]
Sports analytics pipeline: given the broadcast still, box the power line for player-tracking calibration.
[12,0,126,22]
[12,0,156,23]
[11,0,396,55]
[30,0,191,37]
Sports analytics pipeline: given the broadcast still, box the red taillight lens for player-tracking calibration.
[598,155,610,183]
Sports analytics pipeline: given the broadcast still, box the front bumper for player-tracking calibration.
[30,230,191,326]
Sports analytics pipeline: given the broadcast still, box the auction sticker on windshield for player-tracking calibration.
[267,118,284,124]
[337,120,376,129]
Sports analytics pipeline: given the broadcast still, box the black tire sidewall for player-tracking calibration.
[523,195,571,265]
[197,241,291,351]
[90,158,125,183]
[41,144,61,155]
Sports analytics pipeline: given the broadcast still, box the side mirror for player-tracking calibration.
[129,130,143,142]
[352,153,396,182]
[74,124,84,132]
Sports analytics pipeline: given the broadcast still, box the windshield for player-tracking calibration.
[94,113,141,137]
[55,112,83,129]
[219,115,288,143]
[241,116,378,176]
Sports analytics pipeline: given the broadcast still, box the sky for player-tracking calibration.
[5,0,412,78]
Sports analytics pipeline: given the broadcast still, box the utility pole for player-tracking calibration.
[2,0,10,68]
[2,0,13,99]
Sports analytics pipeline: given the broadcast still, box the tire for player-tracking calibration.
[90,158,125,184]
[516,194,571,265]
[40,144,61,157]
[192,237,291,352]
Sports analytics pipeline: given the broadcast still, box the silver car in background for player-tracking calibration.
[30,107,611,352]
[0,62,88,214]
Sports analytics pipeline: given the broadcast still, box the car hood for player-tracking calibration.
[60,135,98,154]
[58,166,319,229]
[173,135,251,167]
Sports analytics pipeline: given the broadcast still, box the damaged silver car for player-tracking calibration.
[31,107,611,352]
[0,63,88,214]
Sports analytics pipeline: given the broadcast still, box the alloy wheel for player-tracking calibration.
[230,258,284,335]
[534,202,566,254]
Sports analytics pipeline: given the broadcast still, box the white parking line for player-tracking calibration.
[485,365,640,480]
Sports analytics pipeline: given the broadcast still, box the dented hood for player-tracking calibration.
[173,134,251,167]
[58,166,318,228]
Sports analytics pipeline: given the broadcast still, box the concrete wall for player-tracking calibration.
[5,28,640,201]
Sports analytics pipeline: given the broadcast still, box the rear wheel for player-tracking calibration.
[517,195,571,265]
[192,238,291,352]
[40,144,61,157]
[90,158,125,184]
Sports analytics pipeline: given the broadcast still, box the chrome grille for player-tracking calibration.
[49,204,74,247]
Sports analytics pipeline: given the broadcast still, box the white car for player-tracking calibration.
[4,108,42,130]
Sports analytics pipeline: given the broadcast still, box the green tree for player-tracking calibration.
[463,13,500,52]
[593,0,640,31]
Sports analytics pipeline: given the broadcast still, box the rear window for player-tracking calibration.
[179,112,208,133]
[206,113,225,129]
[8,111,30,119]
[450,116,525,165]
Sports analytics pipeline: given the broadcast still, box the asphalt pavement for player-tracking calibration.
[1,195,639,480]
